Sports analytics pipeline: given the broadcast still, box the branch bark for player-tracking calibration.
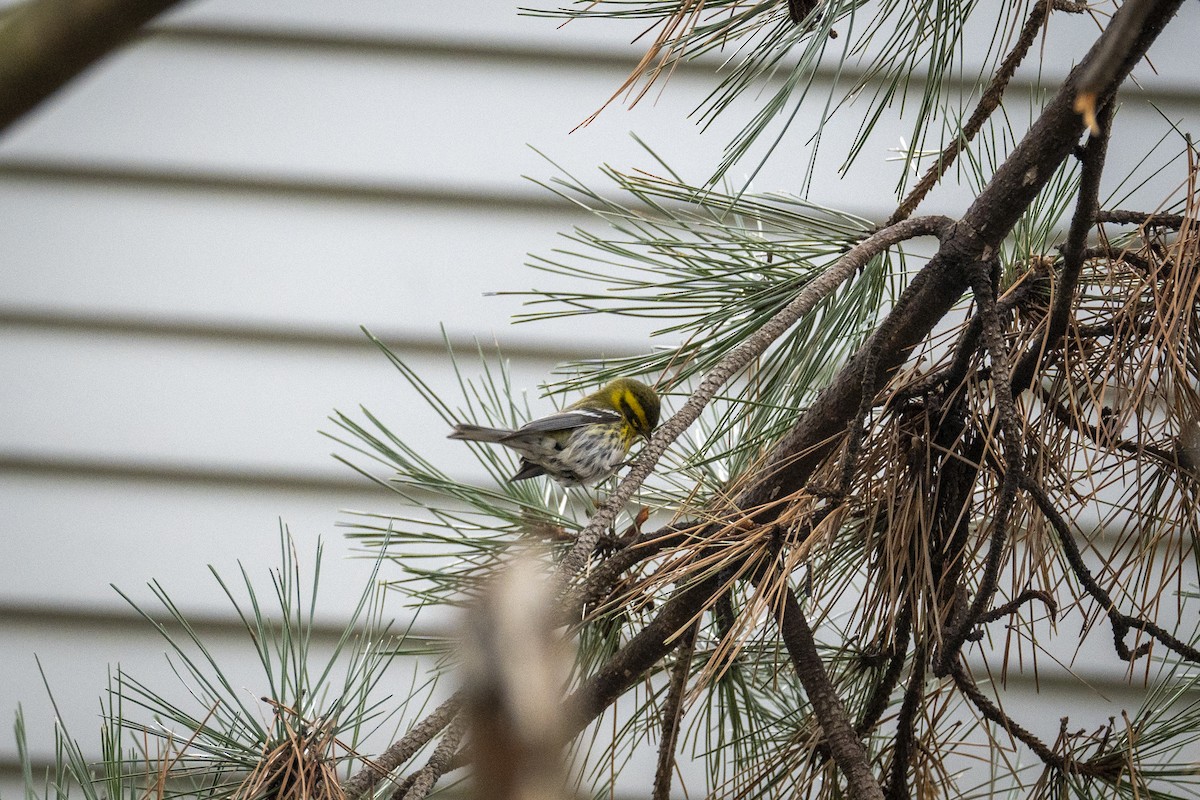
[342,693,461,800]
[774,585,885,800]
[651,621,698,800]
[732,0,1183,525]
[399,717,466,800]
[566,574,722,736]
[0,0,183,134]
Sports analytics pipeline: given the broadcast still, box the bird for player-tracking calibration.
[448,378,661,487]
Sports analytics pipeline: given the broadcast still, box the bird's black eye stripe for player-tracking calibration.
[618,397,640,428]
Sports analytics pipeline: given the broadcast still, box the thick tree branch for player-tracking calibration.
[733,0,1182,527]
[1072,0,1156,133]
[566,574,722,735]
[774,585,885,800]
[0,0,183,134]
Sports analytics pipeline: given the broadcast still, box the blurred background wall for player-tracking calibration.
[1,1,1198,796]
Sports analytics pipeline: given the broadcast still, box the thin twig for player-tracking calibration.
[651,621,699,800]
[887,0,1086,225]
[856,596,914,739]
[1078,244,1153,274]
[565,524,693,621]
[1096,209,1188,229]
[833,283,917,497]
[1023,478,1200,664]
[950,661,1112,777]
[1050,101,1116,340]
[884,647,927,800]
[401,716,466,800]
[977,589,1058,625]
[1035,385,1177,466]
[559,216,954,579]
[341,693,461,800]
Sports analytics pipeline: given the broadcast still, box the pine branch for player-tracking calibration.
[729,0,1184,527]
[0,0,184,133]
[773,583,884,800]
[559,215,955,578]
[887,0,1088,226]
[651,621,698,800]
[342,693,461,800]
[343,2,1189,793]
[855,604,913,739]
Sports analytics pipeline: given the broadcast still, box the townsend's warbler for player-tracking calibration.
[449,378,661,487]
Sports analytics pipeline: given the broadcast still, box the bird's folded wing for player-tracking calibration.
[510,408,621,435]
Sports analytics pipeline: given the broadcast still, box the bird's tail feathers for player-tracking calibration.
[448,423,513,443]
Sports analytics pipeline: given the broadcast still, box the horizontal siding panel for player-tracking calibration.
[0,326,577,480]
[0,174,661,348]
[0,471,409,618]
[0,38,769,205]
[156,0,1199,92]
[0,35,1193,226]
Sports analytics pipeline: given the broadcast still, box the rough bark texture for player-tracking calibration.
[732,0,1184,524]
[0,0,182,133]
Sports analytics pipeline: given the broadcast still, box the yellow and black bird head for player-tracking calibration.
[591,378,661,441]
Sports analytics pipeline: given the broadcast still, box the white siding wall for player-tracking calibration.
[2,1,1198,796]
